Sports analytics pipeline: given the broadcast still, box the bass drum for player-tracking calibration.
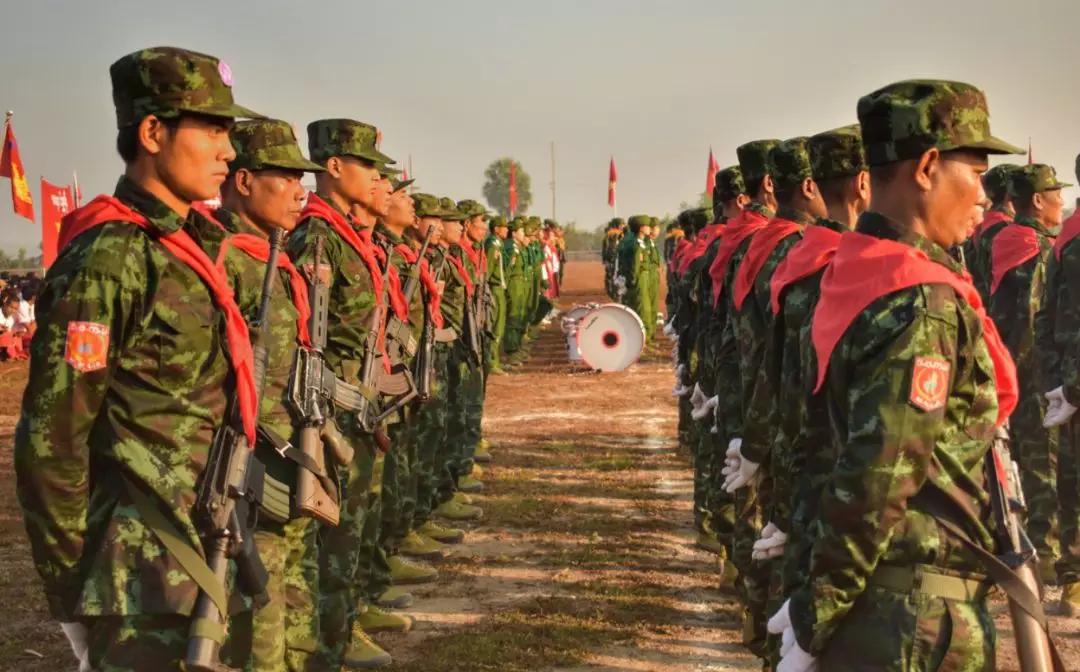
[576,304,645,372]
[561,304,596,362]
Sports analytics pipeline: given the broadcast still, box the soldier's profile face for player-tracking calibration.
[443,220,464,244]
[246,169,306,232]
[338,156,381,208]
[927,150,988,248]
[418,216,443,243]
[495,225,508,239]
[1041,188,1065,227]
[371,177,392,217]
[157,115,236,202]
[387,189,415,228]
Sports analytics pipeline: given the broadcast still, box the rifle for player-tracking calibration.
[354,241,403,452]
[415,250,448,400]
[459,248,484,366]
[185,229,282,672]
[382,227,433,366]
[985,430,1062,672]
[289,236,366,526]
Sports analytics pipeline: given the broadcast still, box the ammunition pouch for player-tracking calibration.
[256,425,339,523]
[434,327,458,343]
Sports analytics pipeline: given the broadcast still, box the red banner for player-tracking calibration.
[706,147,720,197]
[608,157,617,207]
[1,120,34,221]
[509,161,518,217]
[41,179,74,267]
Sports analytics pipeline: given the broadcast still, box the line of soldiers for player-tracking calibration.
[11,45,561,672]
[666,79,1075,671]
[601,215,664,340]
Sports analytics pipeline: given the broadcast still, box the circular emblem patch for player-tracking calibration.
[218,60,233,87]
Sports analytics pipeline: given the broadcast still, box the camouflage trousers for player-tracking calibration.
[225,520,319,672]
[412,346,450,524]
[380,415,417,553]
[819,585,995,671]
[1057,416,1080,584]
[502,294,527,355]
[439,345,483,501]
[1011,392,1060,563]
[731,484,771,660]
[85,614,188,672]
[487,288,507,371]
[701,428,735,552]
[316,430,382,667]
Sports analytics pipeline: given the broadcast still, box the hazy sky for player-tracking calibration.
[1,0,1078,253]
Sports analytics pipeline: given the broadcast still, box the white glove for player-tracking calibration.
[60,622,91,672]
[752,521,788,560]
[675,364,686,384]
[672,383,692,397]
[689,383,707,412]
[662,320,676,337]
[692,394,719,422]
[767,600,818,672]
[721,438,759,492]
[1044,386,1078,428]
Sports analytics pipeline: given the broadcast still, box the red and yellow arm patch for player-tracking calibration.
[909,356,950,412]
[64,321,109,373]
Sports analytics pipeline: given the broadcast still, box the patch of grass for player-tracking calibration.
[582,455,636,471]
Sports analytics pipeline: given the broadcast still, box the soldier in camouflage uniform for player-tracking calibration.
[963,163,1021,299]
[526,216,548,327]
[602,218,625,299]
[1036,154,1080,615]
[213,119,327,672]
[711,139,779,661]
[286,117,399,669]
[501,218,530,356]
[484,215,509,376]
[770,79,1024,672]
[987,163,1069,580]
[14,46,264,671]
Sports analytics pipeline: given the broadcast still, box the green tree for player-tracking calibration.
[482,158,532,217]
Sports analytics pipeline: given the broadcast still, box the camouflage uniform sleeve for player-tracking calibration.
[14,227,144,620]
[1037,246,1080,402]
[715,306,743,440]
[740,310,784,464]
[790,288,956,655]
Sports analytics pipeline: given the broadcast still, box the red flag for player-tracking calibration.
[706,147,720,197]
[509,161,518,217]
[608,157,617,207]
[41,178,74,267]
[0,119,34,221]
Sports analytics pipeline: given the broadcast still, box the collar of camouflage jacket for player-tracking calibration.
[1055,210,1080,261]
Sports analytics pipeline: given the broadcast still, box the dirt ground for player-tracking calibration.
[0,261,1078,671]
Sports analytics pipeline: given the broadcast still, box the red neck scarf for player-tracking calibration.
[445,246,475,298]
[769,224,843,314]
[812,231,1017,426]
[360,229,409,321]
[460,239,487,276]
[990,224,1044,295]
[972,210,1011,243]
[394,242,445,329]
[733,217,803,311]
[669,238,691,274]
[709,209,770,306]
[58,195,259,446]
[1054,210,1080,261]
[677,222,725,276]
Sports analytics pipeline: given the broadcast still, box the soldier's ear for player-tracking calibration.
[761,174,776,195]
[736,194,751,208]
[324,156,344,179]
[914,148,939,193]
[138,115,170,156]
[1032,191,1045,213]
[800,177,817,201]
[855,170,872,204]
[234,169,254,197]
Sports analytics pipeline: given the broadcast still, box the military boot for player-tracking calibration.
[417,519,466,544]
[1039,555,1059,586]
[1060,581,1080,617]
[452,491,475,505]
[473,439,493,464]
[356,605,414,633]
[343,626,392,669]
[458,474,485,493]
[399,529,450,560]
[375,585,414,609]
[389,555,439,584]
[436,499,483,521]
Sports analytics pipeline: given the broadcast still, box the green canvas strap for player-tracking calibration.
[122,479,229,624]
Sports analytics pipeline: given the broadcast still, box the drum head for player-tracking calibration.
[577,304,645,372]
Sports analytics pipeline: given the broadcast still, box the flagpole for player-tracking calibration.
[73,170,81,207]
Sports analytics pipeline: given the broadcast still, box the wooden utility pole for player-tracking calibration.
[550,141,557,221]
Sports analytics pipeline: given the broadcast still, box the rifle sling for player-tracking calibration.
[929,482,1066,672]
[121,478,229,629]
[258,425,339,499]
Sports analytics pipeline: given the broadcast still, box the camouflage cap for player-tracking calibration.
[543,218,558,228]
[413,192,453,218]
[439,197,468,222]
[307,119,394,165]
[1008,163,1073,198]
[376,162,402,178]
[684,207,711,232]
[457,199,490,219]
[714,166,746,202]
[228,119,323,174]
[857,79,1024,167]
[982,163,1023,202]
[390,176,414,192]
[110,46,264,128]
[736,140,781,187]
[809,124,867,182]
[524,216,542,235]
[489,215,508,230]
[506,216,525,232]
[771,137,813,190]
[627,214,651,232]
